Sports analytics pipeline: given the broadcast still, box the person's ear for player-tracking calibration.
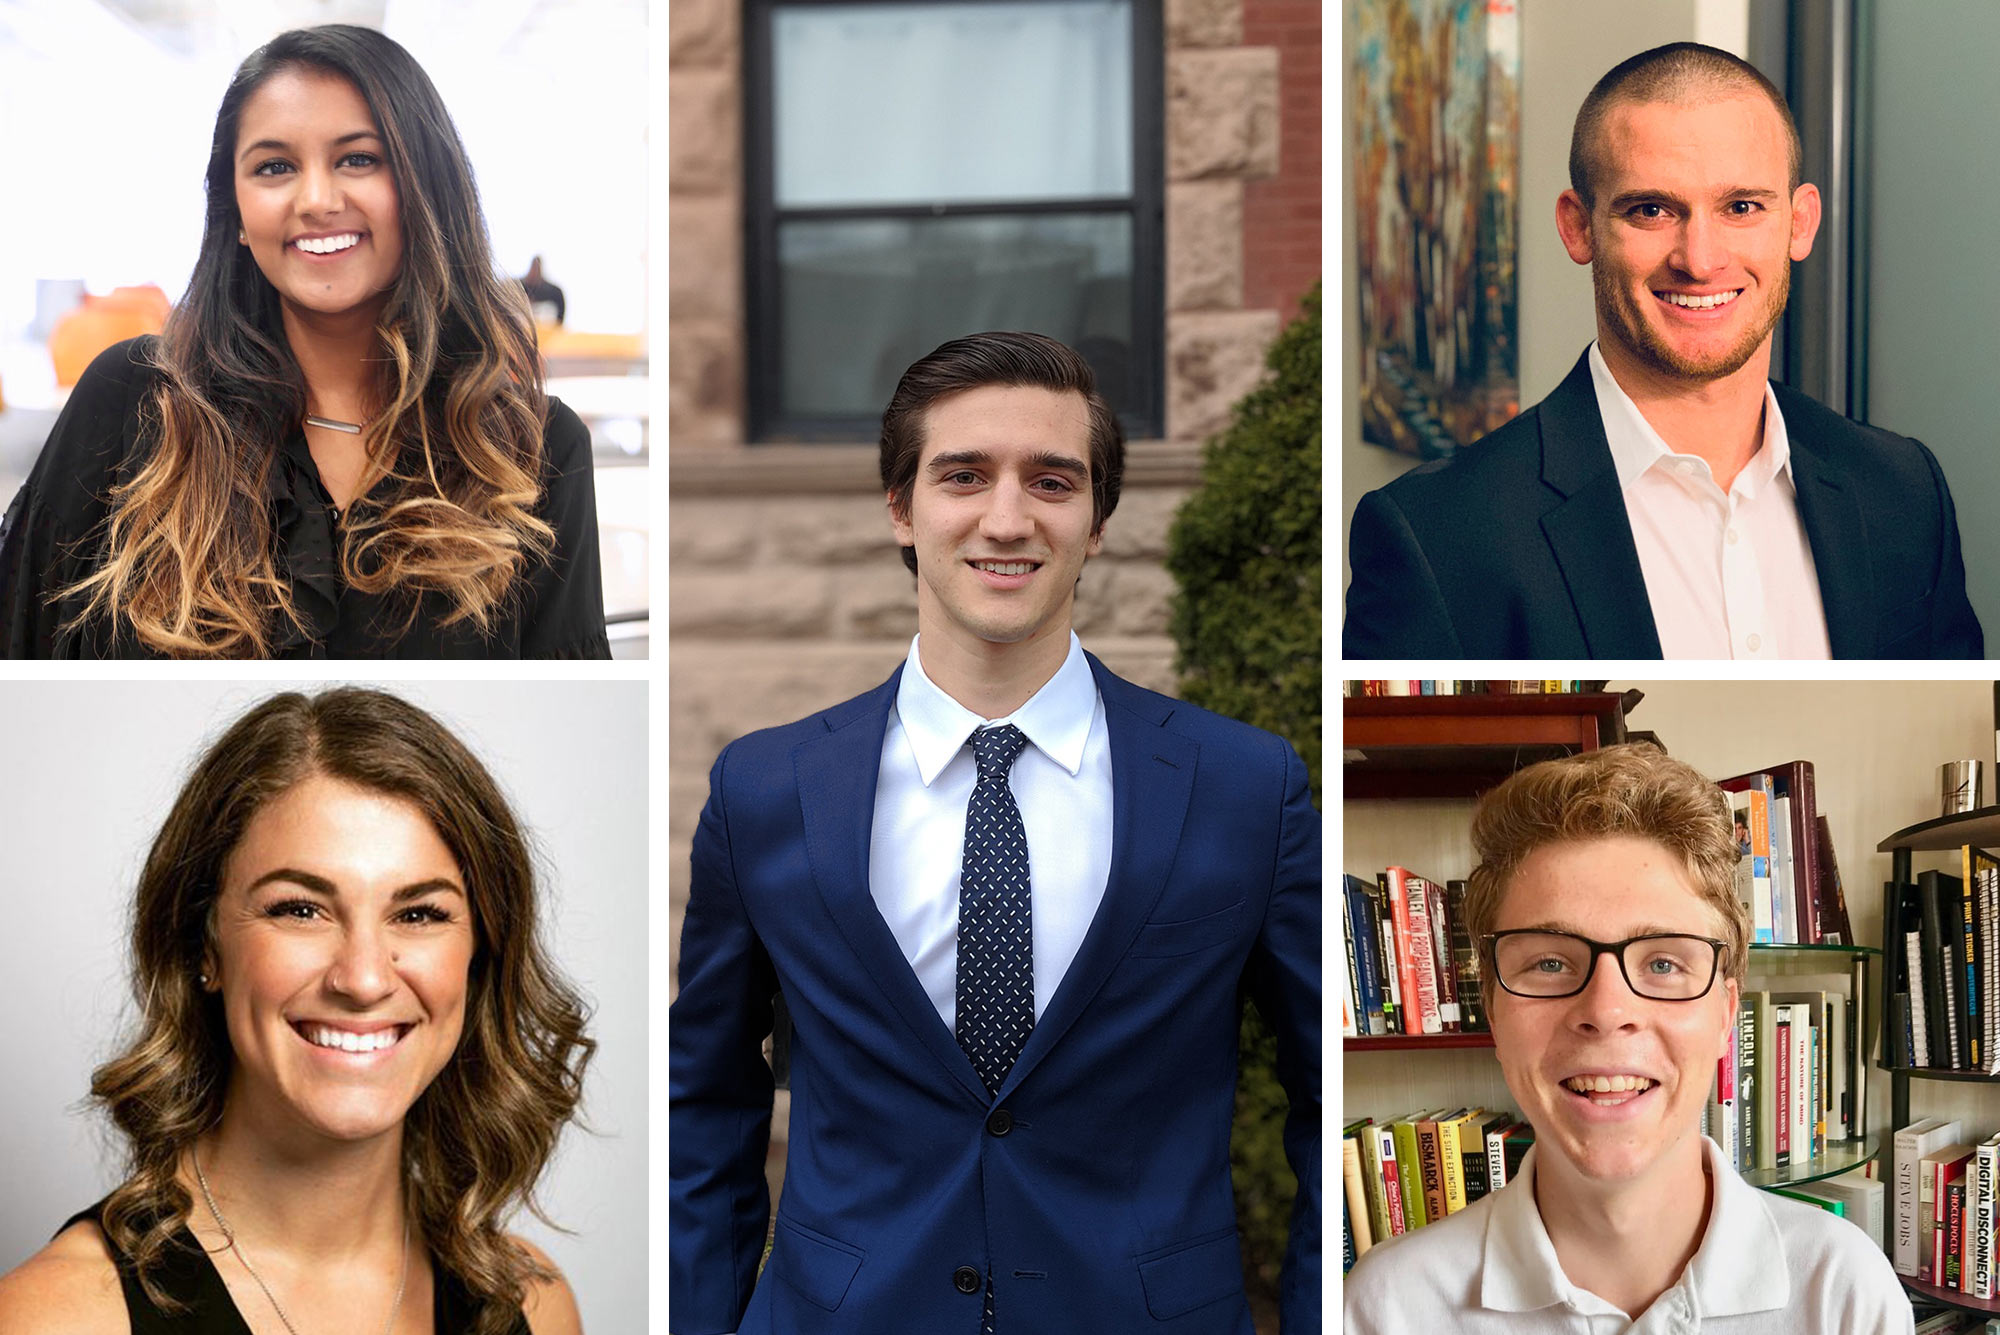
[1788,182,1822,262]
[888,491,914,548]
[1556,189,1596,266]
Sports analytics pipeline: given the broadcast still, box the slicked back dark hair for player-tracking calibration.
[1569,42,1802,210]
[879,331,1125,575]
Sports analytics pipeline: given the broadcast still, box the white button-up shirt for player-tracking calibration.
[1344,1136,1913,1334]
[1589,343,1832,660]
[868,632,1114,1029]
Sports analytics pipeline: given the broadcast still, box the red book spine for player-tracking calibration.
[1405,878,1443,1035]
[1385,867,1425,1036]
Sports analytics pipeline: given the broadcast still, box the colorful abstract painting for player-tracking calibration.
[1353,0,1520,459]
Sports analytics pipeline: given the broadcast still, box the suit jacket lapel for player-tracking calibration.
[999,656,1198,1099]
[1537,351,1665,657]
[793,668,989,1104]
[1779,391,1875,658]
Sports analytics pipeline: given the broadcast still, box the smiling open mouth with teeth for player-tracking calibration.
[971,560,1040,576]
[296,1022,408,1054]
[1657,289,1741,310]
[1561,1073,1657,1102]
[293,233,362,255]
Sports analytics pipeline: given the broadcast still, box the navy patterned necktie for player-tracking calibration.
[956,724,1035,1099]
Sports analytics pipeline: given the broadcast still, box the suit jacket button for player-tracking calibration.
[953,1265,982,1294]
[986,1109,1013,1136]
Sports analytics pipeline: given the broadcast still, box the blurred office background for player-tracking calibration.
[1342,0,2000,658]
[666,0,1322,1270]
[0,0,650,655]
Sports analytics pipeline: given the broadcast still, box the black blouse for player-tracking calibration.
[0,338,611,658]
[58,1200,531,1334]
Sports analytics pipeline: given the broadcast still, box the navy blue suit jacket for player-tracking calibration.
[1343,350,1983,659]
[668,655,1321,1335]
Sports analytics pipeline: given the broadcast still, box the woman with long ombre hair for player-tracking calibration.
[0,687,595,1333]
[0,26,608,658]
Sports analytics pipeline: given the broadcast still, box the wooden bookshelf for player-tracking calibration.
[1345,1033,1494,1052]
[1899,1275,2000,1317]
[1344,692,1632,799]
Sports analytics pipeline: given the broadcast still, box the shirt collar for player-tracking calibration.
[1479,1136,1790,1318]
[894,632,1097,786]
[1587,340,1794,500]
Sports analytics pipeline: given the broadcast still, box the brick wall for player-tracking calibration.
[1242,0,1322,319]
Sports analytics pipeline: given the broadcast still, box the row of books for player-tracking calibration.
[1703,984,1870,1175]
[1341,1110,1532,1270]
[1720,759,1855,946]
[1763,1168,1885,1250]
[1345,680,1603,696]
[1893,1118,2000,1298]
[1341,869,1486,1037]
[1886,848,2000,1074]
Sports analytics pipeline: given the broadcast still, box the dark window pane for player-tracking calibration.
[777,213,1134,420]
[773,0,1132,207]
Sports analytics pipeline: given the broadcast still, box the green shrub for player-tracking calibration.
[1164,284,1321,1323]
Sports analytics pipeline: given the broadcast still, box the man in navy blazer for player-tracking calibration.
[1344,42,1981,660]
[669,333,1320,1335]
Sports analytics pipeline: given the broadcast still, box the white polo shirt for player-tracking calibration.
[1343,1136,1912,1335]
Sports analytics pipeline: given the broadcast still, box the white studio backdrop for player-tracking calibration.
[0,0,647,356]
[0,679,646,1332]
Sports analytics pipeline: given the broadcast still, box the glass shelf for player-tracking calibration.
[1747,942,1881,957]
[1738,1134,1878,1190]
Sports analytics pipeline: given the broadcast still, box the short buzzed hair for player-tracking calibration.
[1569,42,1802,210]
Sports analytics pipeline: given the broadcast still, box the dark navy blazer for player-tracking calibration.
[668,655,1321,1335]
[1343,350,1983,659]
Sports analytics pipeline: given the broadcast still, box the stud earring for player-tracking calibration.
[198,971,210,986]
[237,229,246,244]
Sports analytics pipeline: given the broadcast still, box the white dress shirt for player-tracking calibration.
[868,632,1114,1029]
[1589,342,1832,660]
[1344,1135,1913,1335]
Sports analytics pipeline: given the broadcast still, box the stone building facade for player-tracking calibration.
[667,0,1320,1196]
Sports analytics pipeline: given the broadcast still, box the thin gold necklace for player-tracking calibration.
[193,1153,411,1335]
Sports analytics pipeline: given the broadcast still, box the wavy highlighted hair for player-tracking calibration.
[65,25,552,656]
[92,689,594,1335]
[1463,742,1751,1009]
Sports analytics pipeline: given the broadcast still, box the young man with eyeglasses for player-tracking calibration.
[1345,744,1911,1333]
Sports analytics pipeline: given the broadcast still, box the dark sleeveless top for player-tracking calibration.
[59,1202,531,1334]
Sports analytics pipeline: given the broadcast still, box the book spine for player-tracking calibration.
[1405,877,1444,1035]
[1775,1018,1791,1167]
[1975,1142,1997,1299]
[1375,1127,1405,1235]
[1486,1121,1509,1191]
[1738,998,1756,1170]
[1345,880,1386,1036]
[1358,1125,1393,1243]
[1369,880,1399,1035]
[1446,879,1487,1032]
[1965,866,1982,1070]
[1793,1005,1812,1162]
[1896,1125,1922,1275]
[1960,1175,1976,1295]
[1385,869,1421,1035]
[1417,1121,1447,1225]
[1922,1157,1937,1282]
[1342,1135,1373,1258]
[1391,1121,1425,1230]
[1420,876,1461,1033]
[1438,1115,1467,1214]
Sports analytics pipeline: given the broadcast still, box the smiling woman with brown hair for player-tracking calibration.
[0,25,607,658]
[0,688,595,1334]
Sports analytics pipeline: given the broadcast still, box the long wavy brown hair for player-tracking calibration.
[92,688,595,1334]
[64,25,553,657]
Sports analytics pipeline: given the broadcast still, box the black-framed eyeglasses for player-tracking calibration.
[1481,930,1727,1001]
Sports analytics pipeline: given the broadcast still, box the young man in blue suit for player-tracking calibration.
[669,332,1321,1335]
[1344,42,1981,660]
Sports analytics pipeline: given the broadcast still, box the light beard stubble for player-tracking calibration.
[1593,257,1789,384]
